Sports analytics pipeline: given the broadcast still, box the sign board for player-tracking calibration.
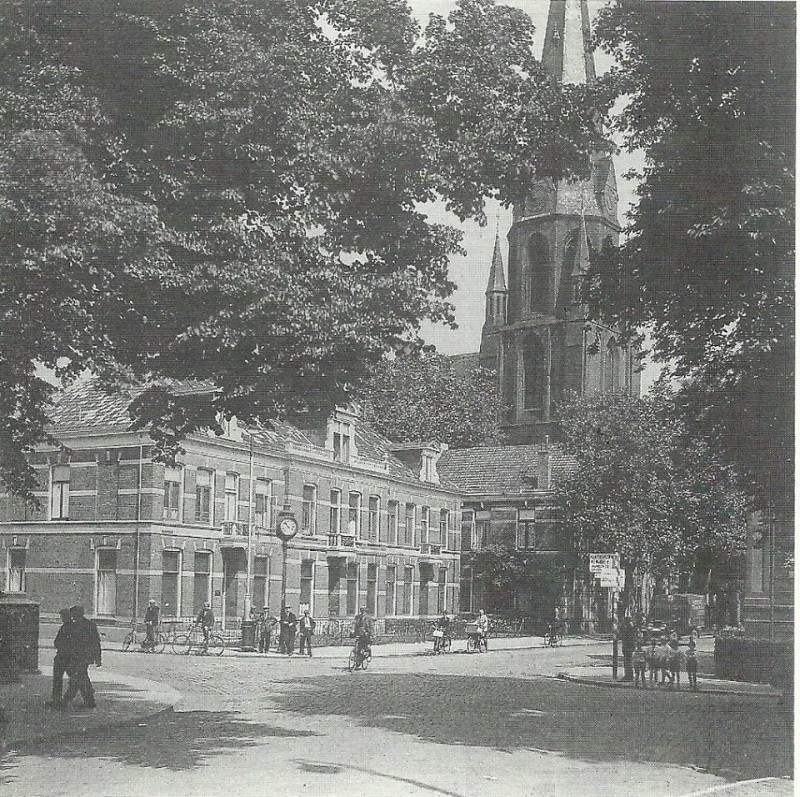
[589,553,618,573]
[598,567,625,590]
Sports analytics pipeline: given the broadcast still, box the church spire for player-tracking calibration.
[542,0,596,85]
[486,231,507,294]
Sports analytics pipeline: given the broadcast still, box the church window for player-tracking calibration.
[527,234,551,314]
[523,332,546,415]
[604,340,622,394]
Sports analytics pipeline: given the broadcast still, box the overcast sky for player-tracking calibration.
[409,2,655,385]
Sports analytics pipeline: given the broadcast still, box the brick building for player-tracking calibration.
[0,381,461,630]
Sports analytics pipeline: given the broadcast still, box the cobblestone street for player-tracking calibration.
[1,641,792,797]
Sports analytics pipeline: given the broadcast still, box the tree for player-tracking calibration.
[359,353,501,448]
[554,389,748,616]
[0,0,611,498]
[589,2,794,499]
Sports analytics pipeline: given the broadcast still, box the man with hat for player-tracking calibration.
[257,605,273,654]
[142,599,160,652]
[60,605,102,709]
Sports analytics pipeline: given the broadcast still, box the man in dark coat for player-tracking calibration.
[46,608,73,707]
[620,616,637,682]
[61,605,102,709]
[297,608,316,657]
[284,607,298,656]
[142,599,160,652]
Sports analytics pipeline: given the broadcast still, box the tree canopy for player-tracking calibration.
[590,2,794,499]
[0,0,612,497]
[359,353,501,448]
[554,389,748,611]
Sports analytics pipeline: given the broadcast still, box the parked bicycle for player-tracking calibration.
[431,626,452,654]
[542,623,563,647]
[121,622,166,654]
[347,638,371,672]
[465,623,487,653]
[171,624,226,656]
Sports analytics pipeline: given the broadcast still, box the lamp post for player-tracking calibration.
[276,504,298,611]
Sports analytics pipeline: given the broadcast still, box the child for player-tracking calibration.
[685,639,698,691]
[668,640,682,689]
[658,639,673,686]
[632,643,647,688]
[646,639,658,685]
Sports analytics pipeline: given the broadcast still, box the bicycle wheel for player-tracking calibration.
[153,633,167,654]
[122,632,135,652]
[172,634,192,655]
[442,636,451,653]
[360,652,370,671]
[208,634,225,656]
[347,649,357,672]
[467,636,478,653]
[479,637,488,653]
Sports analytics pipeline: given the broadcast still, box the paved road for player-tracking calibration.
[2,642,792,797]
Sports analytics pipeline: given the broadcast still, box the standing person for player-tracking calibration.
[658,638,673,686]
[257,606,272,654]
[45,609,73,708]
[668,637,682,689]
[60,606,101,709]
[620,617,636,681]
[685,639,699,691]
[297,608,316,657]
[353,606,374,659]
[196,602,214,652]
[646,638,659,686]
[142,599,160,652]
[475,608,490,651]
[277,606,288,654]
[284,607,298,656]
[633,643,647,688]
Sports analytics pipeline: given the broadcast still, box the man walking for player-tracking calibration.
[45,608,73,708]
[61,605,102,709]
[142,599,160,652]
[297,608,316,657]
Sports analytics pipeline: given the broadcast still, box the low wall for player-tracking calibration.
[714,636,793,688]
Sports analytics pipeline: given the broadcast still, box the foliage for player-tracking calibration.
[589,2,794,498]
[463,544,566,615]
[554,389,748,601]
[0,0,611,498]
[359,353,501,448]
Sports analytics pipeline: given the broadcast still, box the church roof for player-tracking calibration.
[541,0,596,85]
[485,233,507,294]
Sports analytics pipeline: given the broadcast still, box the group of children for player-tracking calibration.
[632,633,699,690]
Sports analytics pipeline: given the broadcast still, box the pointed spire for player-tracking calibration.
[486,232,507,294]
[542,0,596,85]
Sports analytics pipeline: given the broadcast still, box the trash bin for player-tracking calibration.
[240,620,256,651]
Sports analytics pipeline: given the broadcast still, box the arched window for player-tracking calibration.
[527,234,551,314]
[604,339,622,394]
[523,332,546,415]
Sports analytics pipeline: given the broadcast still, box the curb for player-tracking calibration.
[556,672,785,699]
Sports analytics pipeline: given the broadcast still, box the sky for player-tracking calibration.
[407,1,657,387]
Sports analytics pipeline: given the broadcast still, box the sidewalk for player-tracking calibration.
[558,665,785,698]
[0,667,181,752]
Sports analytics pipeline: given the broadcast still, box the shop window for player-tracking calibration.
[7,548,26,592]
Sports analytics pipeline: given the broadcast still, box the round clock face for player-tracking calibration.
[278,517,298,539]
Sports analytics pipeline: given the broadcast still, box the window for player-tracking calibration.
[346,561,358,615]
[224,473,239,523]
[368,496,380,541]
[193,551,212,614]
[302,484,317,534]
[195,469,213,525]
[527,233,551,313]
[253,555,269,610]
[461,510,475,551]
[96,549,117,615]
[420,506,429,545]
[422,453,435,482]
[523,331,546,414]
[7,549,25,592]
[333,428,351,463]
[402,566,413,615]
[348,492,361,538]
[461,566,474,613]
[387,500,399,545]
[162,550,181,616]
[385,565,396,616]
[163,466,182,521]
[329,489,342,536]
[50,464,70,520]
[518,520,536,549]
[439,510,449,546]
[328,560,342,617]
[477,520,490,549]
[300,560,314,610]
[404,503,415,546]
[255,479,273,530]
[437,568,447,614]
[366,563,378,616]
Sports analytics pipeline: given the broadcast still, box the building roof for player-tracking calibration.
[438,444,576,496]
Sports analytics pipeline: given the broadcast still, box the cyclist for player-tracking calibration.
[475,608,490,651]
[142,599,160,652]
[196,602,215,652]
[433,613,451,653]
[353,606,373,662]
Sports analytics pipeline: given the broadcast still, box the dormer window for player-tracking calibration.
[333,428,351,463]
[422,453,435,482]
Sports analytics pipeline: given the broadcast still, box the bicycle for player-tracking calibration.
[466,631,487,653]
[347,638,372,672]
[121,622,166,654]
[542,623,563,647]
[431,627,452,654]
[171,625,226,656]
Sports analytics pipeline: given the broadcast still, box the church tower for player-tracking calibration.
[479,0,640,444]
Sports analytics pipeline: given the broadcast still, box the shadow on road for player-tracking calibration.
[16,709,318,771]
[278,674,792,781]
